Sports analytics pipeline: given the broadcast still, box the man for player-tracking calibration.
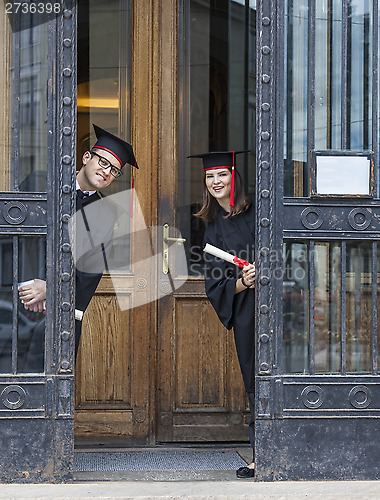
[18,125,138,364]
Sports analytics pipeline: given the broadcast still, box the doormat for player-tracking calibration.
[74,450,247,472]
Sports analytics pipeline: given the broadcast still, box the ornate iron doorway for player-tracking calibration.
[256,0,380,480]
[0,1,76,483]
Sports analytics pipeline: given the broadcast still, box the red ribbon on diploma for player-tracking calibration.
[203,243,253,269]
[232,256,250,268]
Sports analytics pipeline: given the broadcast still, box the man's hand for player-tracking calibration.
[242,263,255,288]
[19,279,46,312]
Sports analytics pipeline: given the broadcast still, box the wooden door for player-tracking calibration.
[74,0,155,444]
[155,0,252,443]
[74,0,254,445]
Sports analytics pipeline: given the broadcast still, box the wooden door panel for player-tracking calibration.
[74,279,134,440]
[176,299,227,408]
[75,289,132,407]
[154,0,252,444]
[74,275,151,443]
[158,288,249,442]
[75,411,134,441]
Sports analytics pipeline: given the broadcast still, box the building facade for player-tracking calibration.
[0,0,380,483]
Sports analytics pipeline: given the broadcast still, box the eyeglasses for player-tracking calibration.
[91,151,123,178]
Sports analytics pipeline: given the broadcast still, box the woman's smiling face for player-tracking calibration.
[205,168,232,205]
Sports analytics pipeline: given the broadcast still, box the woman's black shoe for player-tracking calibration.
[236,466,254,479]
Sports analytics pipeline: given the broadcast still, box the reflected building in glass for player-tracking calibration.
[282,0,379,376]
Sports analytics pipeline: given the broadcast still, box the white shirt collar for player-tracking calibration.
[76,179,96,196]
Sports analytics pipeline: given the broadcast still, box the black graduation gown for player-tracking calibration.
[203,201,255,394]
[24,191,115,369]
[74,191,115,356]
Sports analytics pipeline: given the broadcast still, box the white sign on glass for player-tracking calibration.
[315,155,371,196]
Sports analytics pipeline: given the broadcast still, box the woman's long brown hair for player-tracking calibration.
[194,169,251,222]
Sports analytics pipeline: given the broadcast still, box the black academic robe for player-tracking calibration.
[203,201,255,394]
[203,201,256,456]
[24,191,115,369]
[74,191,115,356]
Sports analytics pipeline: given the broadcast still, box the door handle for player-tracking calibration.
[163,223,186,274]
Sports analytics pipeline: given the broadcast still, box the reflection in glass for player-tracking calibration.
[77,0,131,197]
[18,237,46,373]
[346,242,372,373]
[378,243,380,370]
[0,237,46,374]
[284,0,309,197]
[315,0,342,150]
[348,0,372,150]
[331,0,342,149]
[283,241,309,373]
[179,0,256,275]
[284,0,374,196]
[314,242,341,373]
[10,15,48,191]
[0,239,13,373]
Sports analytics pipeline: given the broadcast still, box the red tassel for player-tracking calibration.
[130,176,135,218]
[229,151,235,207]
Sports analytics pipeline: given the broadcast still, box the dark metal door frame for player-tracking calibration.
[255,0,380,481]
[0,1,77,483]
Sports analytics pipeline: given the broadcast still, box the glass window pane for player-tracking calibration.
[348,0,372,150]
[0,237,13,373]
[284,0,374,196]
[378,1,380,197]
[346,242,372,373]
[315,0,342,150]
[18,237,46,373]
[283,241,309,373]
[10,16,48,191]
[331,0,342,149]
[284,0,309,197]
[0,236,45,374]
[179,0,256,276]
[77,0,131,197]
[314,242,341,373]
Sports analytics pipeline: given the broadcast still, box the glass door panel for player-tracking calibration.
[314,242,341,373]
[179,0,256,275]
[77,0,131,197]
[346,241,372,373]
[284,0,309,197]
[0,236,46,374]
[10,16,49,192]
[283,241,309,373]
[284,240,375,375]
[284,0,375,196]
[378,242,380,370]
[315,0,342,150]
[348,0,372,150]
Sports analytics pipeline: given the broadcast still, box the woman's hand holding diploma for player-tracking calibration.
[242,263,255,288]
[203,243,255,292]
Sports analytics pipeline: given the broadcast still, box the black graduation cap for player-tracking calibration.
[92,124,138,169]
[188,151,248,207]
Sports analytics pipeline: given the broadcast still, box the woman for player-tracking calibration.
[191,151,256,479]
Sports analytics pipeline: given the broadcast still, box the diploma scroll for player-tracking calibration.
[203,243,253,269]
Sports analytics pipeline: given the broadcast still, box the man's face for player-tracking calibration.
[78,150,122,191]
